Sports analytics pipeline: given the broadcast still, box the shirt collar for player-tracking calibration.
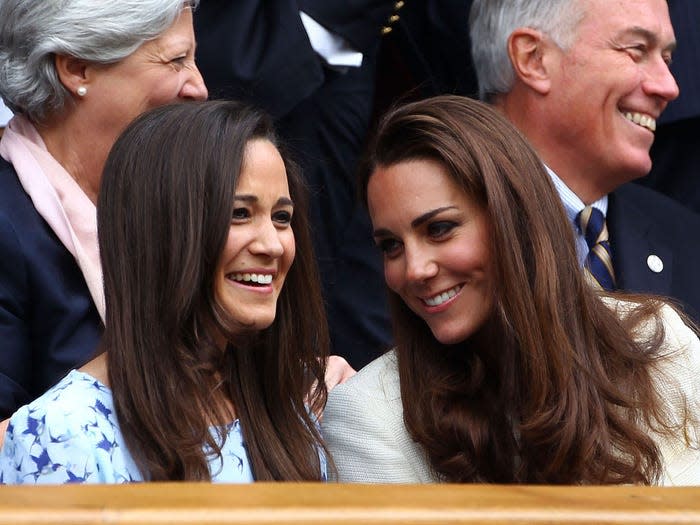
[545,164,608,221]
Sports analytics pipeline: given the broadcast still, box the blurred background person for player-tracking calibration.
[0,100,330,484]
[323,95,700,485]
[0,0,207,418]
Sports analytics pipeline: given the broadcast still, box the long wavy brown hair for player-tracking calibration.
[361,95,693,484]
[98,100,329,481]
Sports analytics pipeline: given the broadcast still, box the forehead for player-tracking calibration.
[368,159,475,218]
[144,9,195,51]
[577,0,675,44]
[237,139,290,195]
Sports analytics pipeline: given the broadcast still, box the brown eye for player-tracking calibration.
[273,210,293,225]
[377,238,402,258]
[427,221,456,238]
[232,207,250,221]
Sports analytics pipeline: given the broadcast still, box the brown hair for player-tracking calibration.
[98,100,329,481]
[361,95,688,484]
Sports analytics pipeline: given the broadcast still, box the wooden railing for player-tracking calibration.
[1,483,699,524]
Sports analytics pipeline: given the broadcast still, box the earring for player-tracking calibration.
[76,86,87,97]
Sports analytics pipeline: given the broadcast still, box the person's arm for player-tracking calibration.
[0,214,32,419]
[654,305,700,485]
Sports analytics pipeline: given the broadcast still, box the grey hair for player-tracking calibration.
[0,0,199,123]
[469,0,585,101]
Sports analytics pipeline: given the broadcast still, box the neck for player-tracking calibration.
[37,113,107,204]
[495,93,610,205]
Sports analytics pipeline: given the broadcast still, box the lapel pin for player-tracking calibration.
[647,254,663,274]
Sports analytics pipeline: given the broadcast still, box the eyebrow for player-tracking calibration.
[234,194,294,207]
[618,26,677,53]
[372,206,457,238]
[411,206,457,228]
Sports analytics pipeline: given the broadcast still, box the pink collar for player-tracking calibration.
[0,115,105,320]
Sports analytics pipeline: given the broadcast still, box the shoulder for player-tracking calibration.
[603,297,697,353]
[0,371,137,484]
[604,297,700,484]
[323,350,400,428]
[612,183,700,228]
[332,350,400,402]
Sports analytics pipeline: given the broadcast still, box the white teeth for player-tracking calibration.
[623,112,656,132]
[424,285,462,307]
[232,273,273,285]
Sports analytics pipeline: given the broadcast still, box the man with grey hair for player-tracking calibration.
[469,0,700,320]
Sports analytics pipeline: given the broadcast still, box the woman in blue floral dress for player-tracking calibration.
[0,100,330,483]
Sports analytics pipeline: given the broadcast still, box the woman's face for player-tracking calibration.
[81,9,207,149]
[367,158,494,345]
[214,139,296,333]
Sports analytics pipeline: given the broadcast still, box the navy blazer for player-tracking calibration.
[608,182,700,321]
[0,157,102,419]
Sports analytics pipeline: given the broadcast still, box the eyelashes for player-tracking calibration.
[375,220,459,258]
[231,207,293,227]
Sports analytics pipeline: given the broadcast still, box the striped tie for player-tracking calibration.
[576,206,616,291]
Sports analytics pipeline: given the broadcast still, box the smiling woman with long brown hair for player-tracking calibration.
[322,95,700,485]
[0,100,330,483]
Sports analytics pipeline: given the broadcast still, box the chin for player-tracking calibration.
[430,326,469,346]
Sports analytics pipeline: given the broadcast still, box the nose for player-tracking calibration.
[403,245,438,283]
[250,220,284,258]
[180,63,208,101]
[643,57,679,104]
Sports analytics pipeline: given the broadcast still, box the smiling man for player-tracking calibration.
[469,0,700,319]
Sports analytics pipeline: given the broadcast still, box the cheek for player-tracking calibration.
[382,259,404,293]
[282,233,296,272]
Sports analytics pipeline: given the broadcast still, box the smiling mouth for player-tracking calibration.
[422,285,462,307]
[622,111,656,132]
[228,273,273,286]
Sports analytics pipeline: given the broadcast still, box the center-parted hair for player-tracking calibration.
[98,100,329,481]
[361,95,684,484]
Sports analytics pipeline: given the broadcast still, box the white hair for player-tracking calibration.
[469,0,585,100]
[0,0,199,122]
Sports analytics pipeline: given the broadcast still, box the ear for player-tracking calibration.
[507,28,552,95]
[54,54,89,96]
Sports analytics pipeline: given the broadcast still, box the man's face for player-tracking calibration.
[544,0,678,198]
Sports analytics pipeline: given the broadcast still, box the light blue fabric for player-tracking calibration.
[0,370,255,484]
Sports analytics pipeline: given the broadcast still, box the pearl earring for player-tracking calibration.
[77,86,87,97]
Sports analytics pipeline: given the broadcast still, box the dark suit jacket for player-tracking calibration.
[194,0,397,117]
[608,182,700,320]
[0,157,102,419]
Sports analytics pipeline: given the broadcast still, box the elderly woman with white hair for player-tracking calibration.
[0,0,208,419]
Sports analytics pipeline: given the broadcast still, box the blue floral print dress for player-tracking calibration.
[0,370,256,484]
